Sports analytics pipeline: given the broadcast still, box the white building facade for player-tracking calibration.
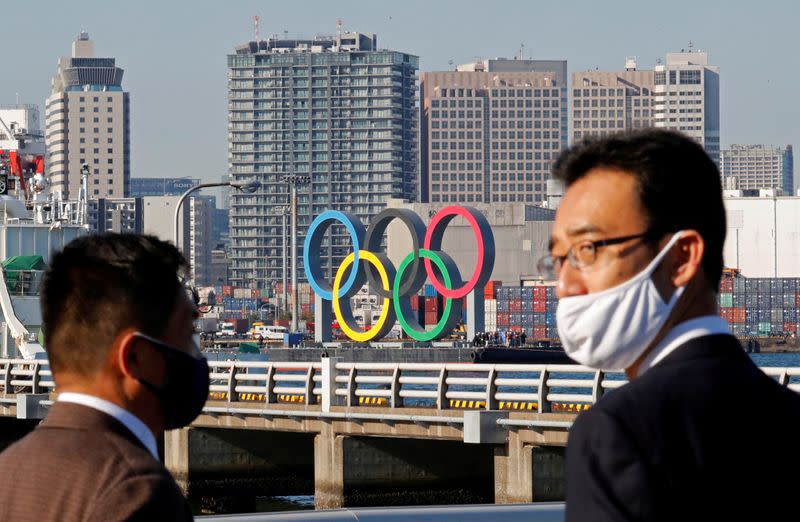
[723,196,800,277]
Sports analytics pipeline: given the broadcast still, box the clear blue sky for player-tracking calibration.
[1,0,797,183]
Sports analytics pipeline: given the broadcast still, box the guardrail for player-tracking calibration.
[196,502,566,522]
[3,358,800,414]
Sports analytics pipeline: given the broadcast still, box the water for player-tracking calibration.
[750,352,800,367]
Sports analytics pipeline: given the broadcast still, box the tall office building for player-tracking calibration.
[721,145,794,194]
[129,177,200,197]
[572,51,719,163]
[45,32,131,199]
[227,31,418,288]
[572,58,655,140]
[421,59,567,204]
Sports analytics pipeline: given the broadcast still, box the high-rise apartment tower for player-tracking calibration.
[227,31,418,288]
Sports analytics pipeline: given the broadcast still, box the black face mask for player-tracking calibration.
[133,332,209,430]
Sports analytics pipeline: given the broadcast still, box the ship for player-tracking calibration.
[0,105,87,359]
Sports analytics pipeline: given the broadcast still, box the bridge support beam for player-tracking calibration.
[165,427,314,513]
[494,431,565,503]
[314,427,495,510]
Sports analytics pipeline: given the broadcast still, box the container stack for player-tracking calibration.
[718,272,800,337]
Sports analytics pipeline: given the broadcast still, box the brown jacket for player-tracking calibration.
[0,401,193,521]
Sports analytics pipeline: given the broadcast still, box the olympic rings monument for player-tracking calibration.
[304,205,495,344]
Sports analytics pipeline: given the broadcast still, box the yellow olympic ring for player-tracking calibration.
[332,250,392,342]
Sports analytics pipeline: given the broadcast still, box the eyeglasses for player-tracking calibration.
[537,231,655,279]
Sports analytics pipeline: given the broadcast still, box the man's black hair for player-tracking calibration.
[552,129,726,290]
[41,234,189,375]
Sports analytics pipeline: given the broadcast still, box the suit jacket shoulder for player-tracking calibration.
[0,402,192,522]
[566,334,800,522]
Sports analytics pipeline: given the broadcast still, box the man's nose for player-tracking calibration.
[556,261,589,299]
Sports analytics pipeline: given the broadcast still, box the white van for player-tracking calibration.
[251,325,287,341]
[218,322,237,338]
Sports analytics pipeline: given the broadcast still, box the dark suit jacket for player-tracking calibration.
[0,401,193,521]
[566,334,800,521]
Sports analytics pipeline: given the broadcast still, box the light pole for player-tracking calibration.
[270,205,290,320]
[282,174,310,333]
[173,179,260,263]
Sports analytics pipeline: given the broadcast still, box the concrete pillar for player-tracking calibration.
[165,427,314,512]
[494,431,565,503]
[314,425,344,510]
[314,428,494,509]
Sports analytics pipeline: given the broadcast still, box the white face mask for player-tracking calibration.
[556,232,685,370]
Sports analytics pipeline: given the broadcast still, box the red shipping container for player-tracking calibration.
[424,311,438,325]
[509,325,522,333]
[410,296,420,311]
[497,313,510,326]
[484,280,502,299]
[425,297,438,311]
[533,325,547,338]
[732,307,746,323]
[784,323,798,333]
[796,293,800,308]
[251,289,260,299]
[719,279,733,293]
[533,300,546,313]
[533,287,547,299]
[719,308,732,321]
[509,301,522,313]
[222,285,233,297]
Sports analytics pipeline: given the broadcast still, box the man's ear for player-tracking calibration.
[671,230,705,288]
[114,329,141,380]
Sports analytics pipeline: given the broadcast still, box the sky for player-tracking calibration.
[1,0,797,185]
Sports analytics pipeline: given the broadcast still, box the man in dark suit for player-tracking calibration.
[0,234,209,521]
[541,130,800,521]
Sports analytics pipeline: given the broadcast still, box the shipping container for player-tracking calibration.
[484,280,502,299]
[533,300,547,313]
[719,293,733,308]
[222,285,233,298]
[533,325,547,339]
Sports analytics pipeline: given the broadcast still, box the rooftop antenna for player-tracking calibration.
[253,15,260,42]
[448,59,454,70]
[337,18,343,41]
[518,43,525,60]
[688,40,694,52]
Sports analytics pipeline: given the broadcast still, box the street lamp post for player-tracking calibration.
[173,180,260,284]
[270,205,290,321]
[282,174,310,333]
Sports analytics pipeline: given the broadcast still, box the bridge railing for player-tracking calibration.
[332,362,630,412]
[207,360,322,404]
[2,358,800,413]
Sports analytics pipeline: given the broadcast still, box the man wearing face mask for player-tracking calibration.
[544,130,800,521]
[0,234,208,521]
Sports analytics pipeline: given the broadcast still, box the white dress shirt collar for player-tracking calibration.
[636,315,731,378]
[57,392,159,460]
